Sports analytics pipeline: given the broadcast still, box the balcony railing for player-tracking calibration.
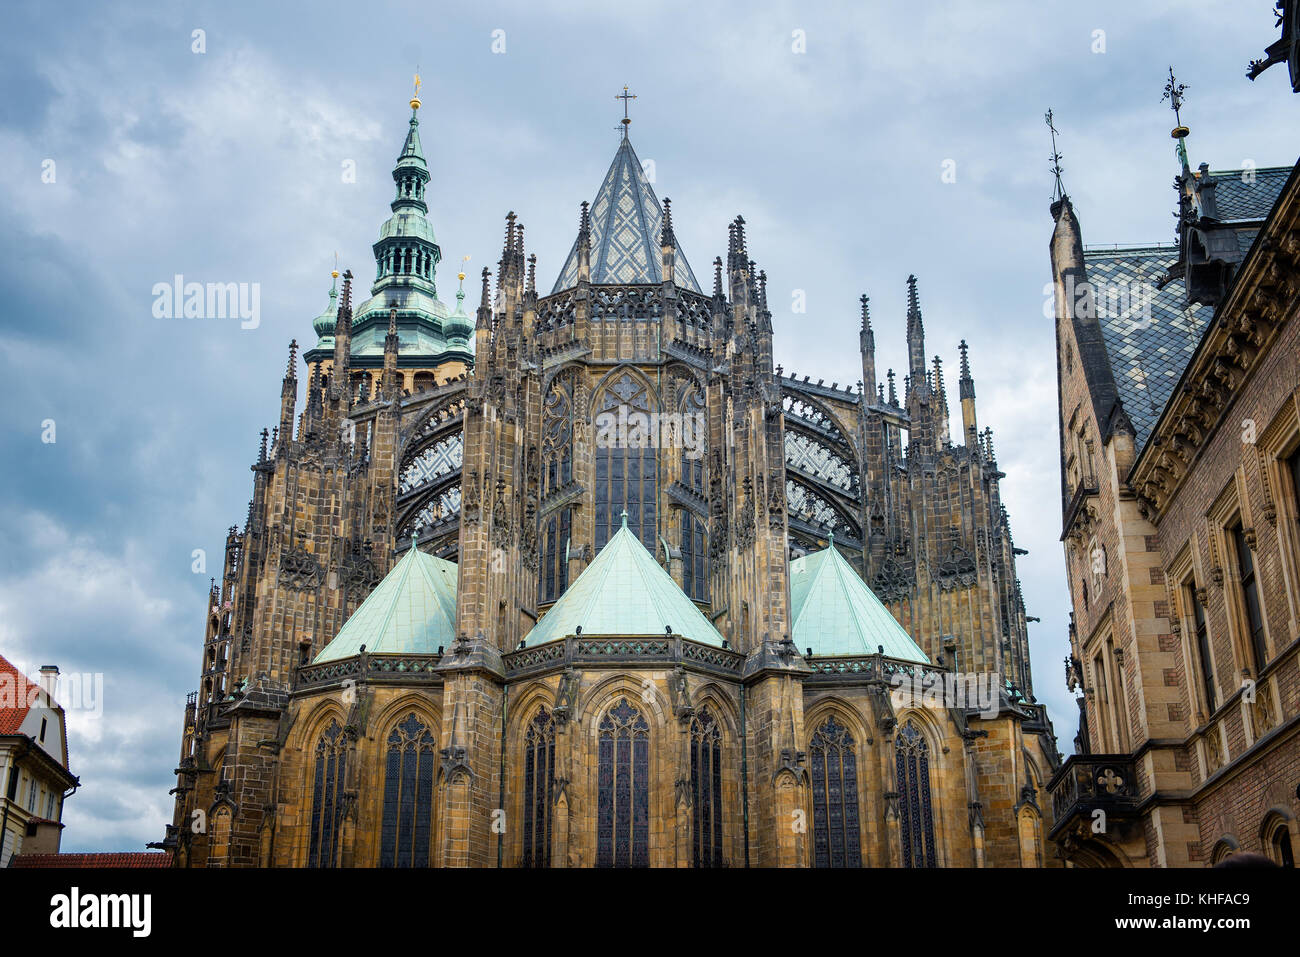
[1047,754,1139,836]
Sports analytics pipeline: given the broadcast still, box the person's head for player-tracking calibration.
[1213,851,1278,868]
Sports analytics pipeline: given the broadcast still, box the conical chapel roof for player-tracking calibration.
[313,544,458,663]
[523,514,725,647]
[552,134,702,294]
[789,539,929,662]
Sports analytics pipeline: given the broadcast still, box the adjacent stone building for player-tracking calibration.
[1047,77,1300,866]
[164,86,1059,868]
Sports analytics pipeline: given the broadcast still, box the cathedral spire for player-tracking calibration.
[860,294,876,399]
[279,338,298,440]
[576,201,592,284]
[382,302,401,400]
[906,274,926,389]
[552,127,700,292]
[959,339,978,443]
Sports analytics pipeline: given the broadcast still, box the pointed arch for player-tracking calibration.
[807,711,864,868]
[894,719,938,868]
[592,366,660,553]
[594,695,652,868]
[521,705,557,868]
[307,716,349,868]
[378,711,438,867]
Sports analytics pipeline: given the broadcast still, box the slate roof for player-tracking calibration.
[524,514,724,647]
[313,545,458,662]
[552,135,702,294]
[1081,246,1209,448]
[789,541,929,662]
[1080,164,1292,449]
[1209,166,1291,221]
[10,852,170,868]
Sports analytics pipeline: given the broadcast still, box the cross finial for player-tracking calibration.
[616,85,637,135]
[410,69,422,111]
[1045,108,1065,202]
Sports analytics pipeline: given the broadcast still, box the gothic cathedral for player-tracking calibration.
[164,87,1060,868]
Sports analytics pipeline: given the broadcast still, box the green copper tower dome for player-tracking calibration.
[310,273,339,344]
[304,83,472,368]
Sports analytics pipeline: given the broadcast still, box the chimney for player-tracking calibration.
[38,665,59,702]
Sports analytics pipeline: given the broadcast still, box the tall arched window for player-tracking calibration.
[1265,816,1295,868]
[597,697,650,868]
[595,373,657,552]
[540,377,575,603]
[308,719,348,868]
[379,713,437,867]
[680,512,708,602]
[690,708,723,867]
[522,708,556,868]
[809,715,862,868]
[678,383,708,601]
[895,721,938,868]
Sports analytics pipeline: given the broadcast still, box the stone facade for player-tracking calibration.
[1048,121,1300,867]
[163,98,1059,868]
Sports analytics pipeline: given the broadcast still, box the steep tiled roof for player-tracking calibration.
[524,514,724,647]
[313,545,458,663]
[0,653,42,735]
[1081,246,1210,448]
[790,542,929,662]
[10,852,170,868]
[553,135,702,293]
[1209,166,1291,221]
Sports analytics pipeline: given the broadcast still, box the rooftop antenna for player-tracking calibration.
[1045,109,1065,202]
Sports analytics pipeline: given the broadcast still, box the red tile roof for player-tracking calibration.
[10,852,171,869]
[0,653,42,735]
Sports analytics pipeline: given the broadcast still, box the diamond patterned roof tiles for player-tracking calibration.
[524,515,724,646]
[1207,166,1290,221]
[789,542,929,662]
[1080,246,1210,448]
[552,136,702,294]
[313,545,458,662]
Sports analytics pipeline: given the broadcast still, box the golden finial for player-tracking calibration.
[331,250,339,279]
[458,254,470,282]
[410,70,422,110]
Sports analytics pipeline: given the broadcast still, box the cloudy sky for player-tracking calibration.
[0,1,1294,853]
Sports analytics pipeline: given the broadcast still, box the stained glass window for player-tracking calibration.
[522,708,556,868]
[895,721,937,868]
[596,697,650,868]
[379,713,437,867]
[539,378,576,603]
[690,708,723,867]
[680,511,709,602]
[595,373,657,553]
[308,719,348,868]
[809,716,862,868]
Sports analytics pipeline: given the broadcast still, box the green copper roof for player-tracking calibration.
[524,514,725,647]
[313,544,458,663]
[790,539,928,662]
[311,280,339,341]
[552,134,702,293]
[444,277,472,344]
